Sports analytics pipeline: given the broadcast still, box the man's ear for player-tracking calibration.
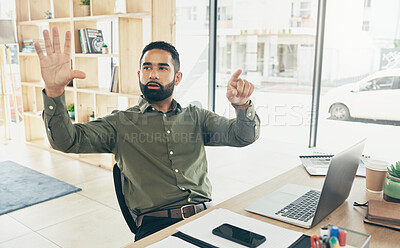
[137,70,140,81]
[175,72,183,86]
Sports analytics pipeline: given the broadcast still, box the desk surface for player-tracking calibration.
[127,165,399,248]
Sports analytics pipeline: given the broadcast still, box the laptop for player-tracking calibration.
[245,139,366,229]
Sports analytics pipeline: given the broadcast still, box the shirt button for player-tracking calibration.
[181,187,185,190]
[170,151,174,155]
[175,169,179,173]
[152,107,155,111]
[163,114,167,117]
[188,198,191,202]
[49,105,54,110]
[47,128,50,131]
[167,130,171,134]
[248,112,252,117]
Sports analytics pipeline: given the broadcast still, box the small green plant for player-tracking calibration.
[102,44,108,47]
[90,111,95,118]
[80,0,90,6]
[67,103,74,112]
[388,161,400,178]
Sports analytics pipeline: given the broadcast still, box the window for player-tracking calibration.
[364,0,372,8]
[319,0,400,160]
[300,2,311,17]
[175,0,209,108]
[362,21,370,31]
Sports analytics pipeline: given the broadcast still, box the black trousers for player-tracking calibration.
[134,216,182,241]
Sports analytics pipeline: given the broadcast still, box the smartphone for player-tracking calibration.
[212,223,266,248]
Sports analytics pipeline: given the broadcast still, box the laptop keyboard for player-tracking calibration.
[275,190,320,222]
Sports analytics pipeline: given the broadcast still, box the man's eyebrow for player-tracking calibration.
[158,63,170,67]
[142,62,170,67]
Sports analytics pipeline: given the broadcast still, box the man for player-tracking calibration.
[35,27,260,241]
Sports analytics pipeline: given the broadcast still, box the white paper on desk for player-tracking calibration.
[147,235,198,248]
[177,208,302,248]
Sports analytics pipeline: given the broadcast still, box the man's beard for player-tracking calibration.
[140,78,175,102]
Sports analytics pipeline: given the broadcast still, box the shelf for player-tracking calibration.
[19,52,38,57]
[18,17,72,25]
[73,12,150,21]
[23,111,42,118]
[20,82,74,92]
[76,87,138,98]
[21,81,43,87]
[16,12,150,25]
[74,53,119,58]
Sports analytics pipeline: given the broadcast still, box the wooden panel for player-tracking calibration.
[73,0,91,17]
[19,56,41,82]
[16,0,30,21]
[92,0,116,15]
[77,92,95,122]
[49,22,70,53]
[54,0,71,18]
[74,57,98,88]
[119,17,142,94]
[23,116,45,141]
[34,87,44,111]
[73,21,97,53]
[128,96,139,107]
[29,0,51,20]
[95,94,118,118]
[65,91,75,109]
[126,0,151,13]
[21,85,35,112]
[17,25,39,52]
[152,0,175,44]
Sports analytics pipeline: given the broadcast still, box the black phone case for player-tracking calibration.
[212,224,266,248]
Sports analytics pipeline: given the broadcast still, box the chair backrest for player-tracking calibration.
[112,164,138,234]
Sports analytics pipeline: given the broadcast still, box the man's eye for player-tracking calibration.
[160,67,167,71]
[143,66,150,70]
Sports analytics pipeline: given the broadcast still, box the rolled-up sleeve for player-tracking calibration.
[42,89,117,154]
[201,101,260,146]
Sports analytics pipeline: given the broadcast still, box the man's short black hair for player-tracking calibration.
[140,41,180,73]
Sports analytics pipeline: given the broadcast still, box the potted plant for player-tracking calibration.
[101,44,109,54]
[383,161,400,203]
[80,0,90,16]
[67,103,75,120]
[89,111,95,121]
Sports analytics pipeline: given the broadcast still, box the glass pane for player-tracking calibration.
[319,0,400,161]
[215,0,317,146]
[175,0,209,108]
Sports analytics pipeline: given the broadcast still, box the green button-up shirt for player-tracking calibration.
[42,91,260,215]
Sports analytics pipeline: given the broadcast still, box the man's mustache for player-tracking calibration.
[145,81,162,88]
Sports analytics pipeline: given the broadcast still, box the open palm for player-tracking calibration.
[34,27,85,96]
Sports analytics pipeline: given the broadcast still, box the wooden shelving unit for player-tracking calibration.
[16,0,175,170]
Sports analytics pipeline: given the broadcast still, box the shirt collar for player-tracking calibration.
[138,96,182,114]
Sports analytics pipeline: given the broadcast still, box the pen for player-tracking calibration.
[320,226,329,237]
[338,230,347,247]
[330,225,340,239]
[330,237,340,248]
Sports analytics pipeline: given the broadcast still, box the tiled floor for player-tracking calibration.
[0,127,309,248]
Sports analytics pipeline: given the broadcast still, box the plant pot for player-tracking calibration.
[383,174,400,203]
[82,5,90,16]
[68,111,75,120]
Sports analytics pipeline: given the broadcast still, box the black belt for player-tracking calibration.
[136,203,207,227]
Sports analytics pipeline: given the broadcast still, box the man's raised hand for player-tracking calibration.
[226,69,255,106]
[34,26,86,97]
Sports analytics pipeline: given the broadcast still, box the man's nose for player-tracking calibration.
[149,70,159,79]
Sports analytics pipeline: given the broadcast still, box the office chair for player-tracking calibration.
[113,164,138,234]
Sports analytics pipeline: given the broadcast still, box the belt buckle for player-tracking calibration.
[180,204,197,219]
